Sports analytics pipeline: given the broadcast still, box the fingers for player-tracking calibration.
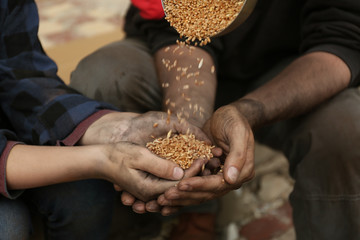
[158,192,212,207]
[157,178,230,207]
[158,191,213,207]
[128,173,179,201]
[121,191,136,206]
[201,168,212,176]
[145,200,161,212]
[177,174,228,192]
[212,147,223,157]
[237,144,255,183]
[136,149,184,181]
[132,200,147,214]
[161,206,181,216]
[183,158,208,179]
[205,157,221,170]
[121,192,161,213]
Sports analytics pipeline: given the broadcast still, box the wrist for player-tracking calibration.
[229,99,265,129]
[185,115,209,128]
[87,145,113,181]
[164,100,213,128]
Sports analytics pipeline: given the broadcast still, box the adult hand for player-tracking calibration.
[79,111,209,146]
[157,105,255,208]
[204,105,255,185]
[82,111,211,210]
[101,142,185,202]
[119,157,209,214]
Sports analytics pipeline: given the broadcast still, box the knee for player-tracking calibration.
[70,39,159,110]
[51,180,115,221]
[304,88,360,157]
[288,89,360,194]
[33,180,115,236]
[0,198,31,239]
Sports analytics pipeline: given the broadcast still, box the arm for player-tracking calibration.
[154,45,217,127]
[5,144,103,190]
[236,52,350,128]
[2,110,208,200]
[158,51,351,210]
[107,47,219,214]
[202,51,350,183]
[5,142,185,202]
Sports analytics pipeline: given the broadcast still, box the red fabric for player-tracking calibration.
[0,141,22,198]
[131,0,165,20]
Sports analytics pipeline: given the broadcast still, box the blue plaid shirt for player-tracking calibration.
[0,0,117,198]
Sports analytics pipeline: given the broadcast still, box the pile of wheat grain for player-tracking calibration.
[146,131,214,169]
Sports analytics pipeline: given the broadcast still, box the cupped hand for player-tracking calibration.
[80,111,209,146]
[102,142,185,202]
[82,111,213,213]
[156,105,255,209]
[203,104,255,185]
[119,156,210,214]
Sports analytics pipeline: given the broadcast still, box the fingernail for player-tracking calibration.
[227,166,239,183]
[147,203,158,212]
[134,206,143,213]
[173,167,184,179]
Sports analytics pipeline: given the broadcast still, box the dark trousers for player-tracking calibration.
[0,180,115,240]
[70,38,360,240]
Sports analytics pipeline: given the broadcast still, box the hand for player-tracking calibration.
[157,105,255,208]
[204,105,255,185]
[101,142,185,202]
[84,111,212,209]
[118,157,209,214]
[80,111,209,146]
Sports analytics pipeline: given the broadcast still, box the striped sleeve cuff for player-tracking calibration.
[0,141,24,199]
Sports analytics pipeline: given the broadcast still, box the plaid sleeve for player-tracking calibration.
[0,0,118,145]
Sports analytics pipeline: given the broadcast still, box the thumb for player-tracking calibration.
[223,133,246,185]
[136,150,184,180]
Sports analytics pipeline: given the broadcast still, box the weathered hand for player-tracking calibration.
[119,157,209,214]
[101,142,185,202]
[203,105,255,185]
[157,105,255,209]
[80,111,209,146]
[83,111,211,210]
